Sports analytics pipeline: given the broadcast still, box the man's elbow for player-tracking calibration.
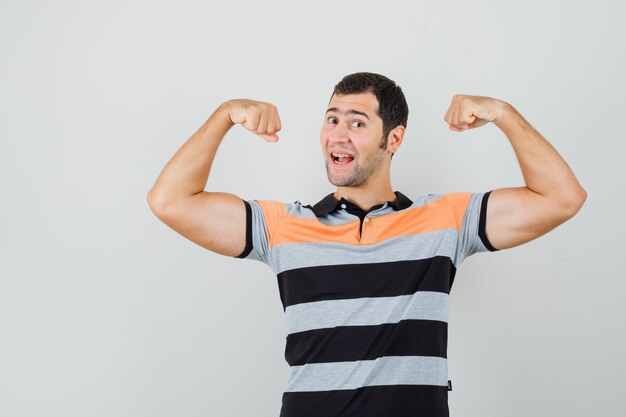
[561,187,587,219]
[147,189,173,217]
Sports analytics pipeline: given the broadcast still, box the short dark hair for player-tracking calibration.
[330,72,409,160]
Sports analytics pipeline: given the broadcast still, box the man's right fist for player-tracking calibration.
[222,99,282,142]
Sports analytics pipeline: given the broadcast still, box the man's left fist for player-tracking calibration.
[444,94,507,131]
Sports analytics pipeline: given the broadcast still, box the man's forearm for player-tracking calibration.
[494,102,587,208]
[147,103,234,210]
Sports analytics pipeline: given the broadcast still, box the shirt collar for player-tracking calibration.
[304,191,413,216]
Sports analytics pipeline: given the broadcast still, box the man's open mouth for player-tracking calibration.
[331,152,355,165]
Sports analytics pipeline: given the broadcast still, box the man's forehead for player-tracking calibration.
[327,92,379,117]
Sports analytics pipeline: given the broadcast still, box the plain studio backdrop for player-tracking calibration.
[1,0,624,416]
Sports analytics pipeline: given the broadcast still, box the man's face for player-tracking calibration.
[320,92,389,187]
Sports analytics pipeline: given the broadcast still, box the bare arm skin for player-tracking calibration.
[444,95,587,250]
[147,100,281,256]
[485,103,587,250]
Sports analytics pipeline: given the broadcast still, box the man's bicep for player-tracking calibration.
[149,191,248,257]
[485,186,574,250]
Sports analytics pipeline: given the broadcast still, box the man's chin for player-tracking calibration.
[327,175,346,187]
[327,175,360,187]
[325,165,362,187]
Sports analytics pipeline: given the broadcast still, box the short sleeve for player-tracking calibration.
[442,191,499,262]
[234,199,286,266]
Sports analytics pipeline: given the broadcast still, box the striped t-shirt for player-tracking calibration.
[235,190,498,417]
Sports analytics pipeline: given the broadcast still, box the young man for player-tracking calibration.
[147,72,586,417]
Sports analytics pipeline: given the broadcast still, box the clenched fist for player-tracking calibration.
[223,99,282,142]
[444,94,508,132]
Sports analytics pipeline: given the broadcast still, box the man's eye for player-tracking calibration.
[327,117,363,127]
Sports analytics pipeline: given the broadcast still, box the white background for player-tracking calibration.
[1,0,624,416]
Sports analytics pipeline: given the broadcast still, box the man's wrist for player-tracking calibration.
[493,100,516,128]
[216,101,235,126]
[195,102,235,137]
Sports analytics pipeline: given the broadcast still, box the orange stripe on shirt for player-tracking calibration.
[267,197,464,248]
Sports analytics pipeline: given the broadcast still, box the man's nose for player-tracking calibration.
[328,124,351,143]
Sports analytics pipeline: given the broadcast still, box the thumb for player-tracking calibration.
[261,133,280,142]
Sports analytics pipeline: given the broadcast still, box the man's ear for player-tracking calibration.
[388,126,405,153]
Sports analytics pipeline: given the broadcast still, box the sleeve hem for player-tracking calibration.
[478,190,500,252]
[235,199,253,258]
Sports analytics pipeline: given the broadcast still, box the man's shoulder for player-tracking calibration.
[246,198,318,219]
[407,192,447,207]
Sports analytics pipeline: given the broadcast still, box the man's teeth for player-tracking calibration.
[332,153,353,157]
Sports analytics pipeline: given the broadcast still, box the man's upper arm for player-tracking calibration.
[485,186,584,250]
[149,191,248,257]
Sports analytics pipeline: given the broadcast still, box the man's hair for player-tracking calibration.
[330,72,409,160]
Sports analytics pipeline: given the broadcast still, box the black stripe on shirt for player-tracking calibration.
[285,319,448,366]
[478,190,499,251]
[280,384,449,417]
[277,256,456,309]
[235,199,253,258]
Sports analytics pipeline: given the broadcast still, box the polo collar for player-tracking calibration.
[305,191,413,216]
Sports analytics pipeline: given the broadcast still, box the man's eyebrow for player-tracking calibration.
[325,107,370,120]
